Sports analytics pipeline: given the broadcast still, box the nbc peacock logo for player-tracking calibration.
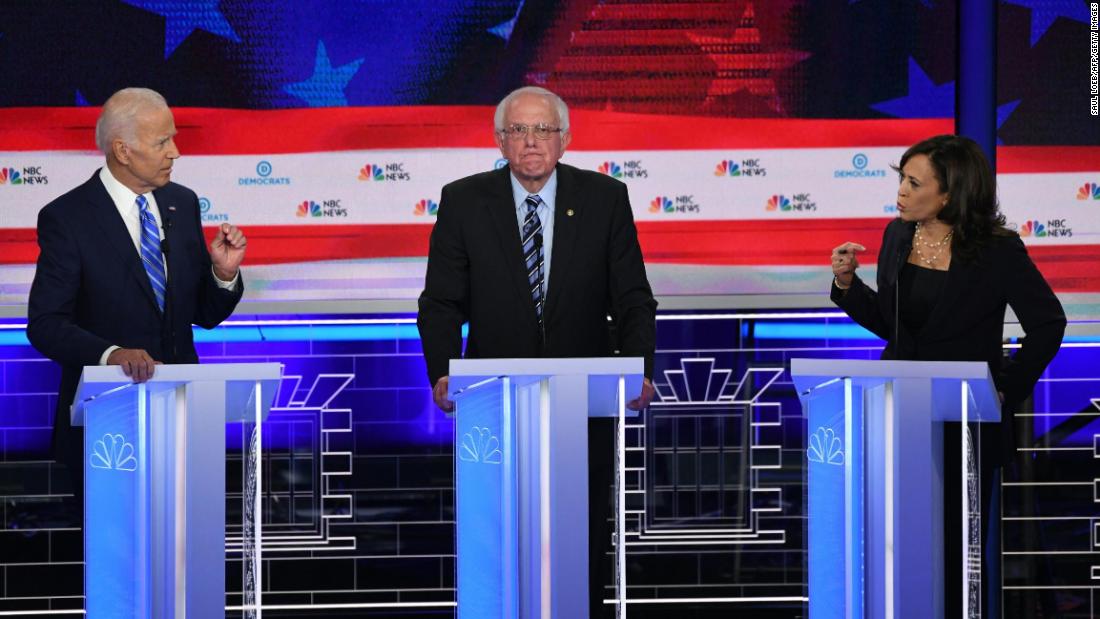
[0,168,22,185]
[1076,183,1100,200]
[358,164,384,181]
[598,161,623,179]
[296,201,321,218]
[649,196,674,213]
[1018,220,1046,237]
[413,199,438,216]
[766,195,791,211]
[714,160,741,177]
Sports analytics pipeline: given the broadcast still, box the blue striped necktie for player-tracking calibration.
[521,195,544,323]
[136,195,167,312]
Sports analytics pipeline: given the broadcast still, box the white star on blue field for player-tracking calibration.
[123,0,240,57]
[284,41,365,107]
[871,57,1021,141]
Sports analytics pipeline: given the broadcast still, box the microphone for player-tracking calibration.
[160,204,174,255]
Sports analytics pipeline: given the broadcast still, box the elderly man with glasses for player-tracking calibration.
[417,86,657,617]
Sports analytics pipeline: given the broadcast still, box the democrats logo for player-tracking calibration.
[650,195,699,214]
[239,160,291,186]
[0,165,48,186]
[715,158,766,177]
[834,153,887,179]
[1077,183,1100,200]
[1018,219,1072,238]
[358,162,410,181]
[767,193,817,212]
[494,158,509,170]
[599,160,648,180]
[296,199,346,218]
[413,199,438,216]
[198,197,229,223]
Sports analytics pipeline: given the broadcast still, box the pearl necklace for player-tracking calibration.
[913,221,953,267]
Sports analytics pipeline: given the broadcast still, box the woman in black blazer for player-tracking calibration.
[829,134,1065,616]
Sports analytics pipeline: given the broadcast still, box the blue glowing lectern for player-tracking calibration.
[790,359,1001,619]
[72,363,282,618]
[449,357,644,619]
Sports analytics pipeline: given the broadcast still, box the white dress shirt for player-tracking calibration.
[97,166,238,364]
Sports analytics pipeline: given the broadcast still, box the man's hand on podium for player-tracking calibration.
[627,377,656,411]
[107,348,162,383]
[433,376,455,413]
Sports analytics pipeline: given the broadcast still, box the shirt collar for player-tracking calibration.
[98,165,148,211]
[509,168,558,212]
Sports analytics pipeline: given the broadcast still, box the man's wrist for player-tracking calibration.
[213,266,237,282]
[100,345,120,365]
[833,276,851,290]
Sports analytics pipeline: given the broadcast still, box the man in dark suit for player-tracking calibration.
[417,86,657,617]
[27,87,246,507]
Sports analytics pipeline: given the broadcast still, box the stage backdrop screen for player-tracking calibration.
[1,1,1097,311]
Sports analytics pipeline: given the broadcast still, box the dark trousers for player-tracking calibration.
[588,418,615,619]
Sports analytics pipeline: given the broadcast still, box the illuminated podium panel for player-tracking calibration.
[791,359,1001,619]
[449,357,643,619]
[72,363,282,618]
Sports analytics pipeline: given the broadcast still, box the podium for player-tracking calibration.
[72,363,282,618]
[790,359,1001,619]
[448,357,644,619]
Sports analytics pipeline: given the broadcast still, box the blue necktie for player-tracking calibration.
[521,195,544,322]
[136,195,166,312]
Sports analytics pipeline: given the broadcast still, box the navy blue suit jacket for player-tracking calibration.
[27,171,243,464]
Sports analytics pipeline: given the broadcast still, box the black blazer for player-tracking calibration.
[832,218,1066,451]
[27,171,244,460]
[417,163,657,385]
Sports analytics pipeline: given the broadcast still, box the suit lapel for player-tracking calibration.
[152,186,181,291]
[544,164,579,320]
[84,172,161,314]
[485,168,540,319]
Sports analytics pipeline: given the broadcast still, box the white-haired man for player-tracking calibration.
[418,86,657,617]
[27,87,246,507]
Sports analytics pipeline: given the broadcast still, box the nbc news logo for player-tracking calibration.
[0,166,48,186]
[358,163,411,181]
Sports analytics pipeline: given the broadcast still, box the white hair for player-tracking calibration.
[94,88,169,154]
[494,86,570,132]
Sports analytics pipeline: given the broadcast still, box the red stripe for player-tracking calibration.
[4,219,1098,292]
[997,146,1100,173]
[0,107,951,153]
[4,109,1097,172]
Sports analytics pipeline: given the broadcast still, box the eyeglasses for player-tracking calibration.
[498,123,563,141]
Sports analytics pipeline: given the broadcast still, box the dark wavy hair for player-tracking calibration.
[892,134,1011,262]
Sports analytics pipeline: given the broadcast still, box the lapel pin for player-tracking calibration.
[566,209,574,216]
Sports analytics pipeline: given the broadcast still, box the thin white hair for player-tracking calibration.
[494,86,570,132]
[94,88,169,154]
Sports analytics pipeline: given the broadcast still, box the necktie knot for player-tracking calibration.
[136,194,148,212]
[525,194,542,214]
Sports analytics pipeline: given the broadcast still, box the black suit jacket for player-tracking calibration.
[832,218,1066,457]
[417,163,657,385]
[27,171,244,462]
